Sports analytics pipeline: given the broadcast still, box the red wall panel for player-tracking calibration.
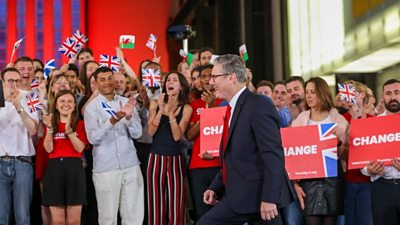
[87,0,171,73]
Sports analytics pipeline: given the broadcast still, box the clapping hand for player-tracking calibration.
[65,112,72,133]
[11,86,21,110]
[201,90,216,107]
[157,93,166,112]
[43,110,52,128]
[110,111,126,125]
[119,96,137,120]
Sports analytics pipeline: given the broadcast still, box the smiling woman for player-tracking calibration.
[42,89,89,225]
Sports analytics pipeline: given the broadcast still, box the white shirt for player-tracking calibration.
[228,86,246,125]
[361,111,400,181]
[0,99,38,156]
[84,93,142,173]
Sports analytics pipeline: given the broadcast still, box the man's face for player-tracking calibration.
[78,52,94,66]
[96,72,115,96]
[200,67,213,91]
[114,73,126,96]
[65,70,78,90]
[383,82,400,113]
[273,84,289,108]
[209,64,231,100]
[257,86,272,98]
[15,61,34,88]
[286,80,304,104]
[200,51,212,65]
[3,71,21,90]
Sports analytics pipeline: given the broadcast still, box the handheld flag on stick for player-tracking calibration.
[26,92,43,113]
[338,83,356,104]
[179,49,194,66]
[101,101,117,119]
[119,35,135,49]
[146,34,157,58]
[9,38,24,64]
[44,59,55,79]
[141,68,161,87]
[58,38,81,58]
[71,30,88,47]
[239,44,249,62]
[99,54,121,72]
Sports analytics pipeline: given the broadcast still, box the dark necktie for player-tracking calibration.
[222,105,231,184]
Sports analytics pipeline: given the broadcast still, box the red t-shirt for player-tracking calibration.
[188,98,223,169]
[44,120,89,159]
[344,112,373,183]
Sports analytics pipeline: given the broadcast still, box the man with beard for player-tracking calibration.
[285,76,305,120]
[361,79,400,225]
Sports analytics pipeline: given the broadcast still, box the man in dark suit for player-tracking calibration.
[197,54,291,225]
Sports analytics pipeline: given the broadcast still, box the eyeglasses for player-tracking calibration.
[6,79,22,85]
[210,73,231,82]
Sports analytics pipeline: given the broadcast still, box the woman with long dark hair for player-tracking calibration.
[292,77,349,225]
[147,72,193,225]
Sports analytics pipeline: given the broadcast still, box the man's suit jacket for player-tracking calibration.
[209,88,292,214]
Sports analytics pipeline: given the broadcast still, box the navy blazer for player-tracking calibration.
[209,88,292,214]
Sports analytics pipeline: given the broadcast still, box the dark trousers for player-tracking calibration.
[371,179,400,225]
[134,141,151,225]
[81,150,98,225]
[197,198,282,225]
[189,167,219,222]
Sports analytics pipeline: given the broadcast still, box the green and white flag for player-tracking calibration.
[179,49,195,66]
[239,44,249,61]
[119,35,135,49]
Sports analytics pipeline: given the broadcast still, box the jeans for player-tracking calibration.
[0,157,33,225]
[345,182,373,225]
[281,198,304,225]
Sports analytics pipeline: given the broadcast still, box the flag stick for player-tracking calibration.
[9,49,16,64]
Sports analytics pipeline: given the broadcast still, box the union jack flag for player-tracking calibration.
[99,54,120,72]
[26,92,43,113]
[338,83,356,104]
[44,59,55,79]
[101,101,117,119]
[318,123,338,177]
[146,33,157,51]
[141,68,161,87]
[30,79,39,89]
[70,30,88,47]
[58,38,81,58]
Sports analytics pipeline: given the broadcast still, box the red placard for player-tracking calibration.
[348,114,400,169]
[281,123,338,180]
[200,106,227,157]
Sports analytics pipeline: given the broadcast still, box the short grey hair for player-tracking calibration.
[214,54,247,83]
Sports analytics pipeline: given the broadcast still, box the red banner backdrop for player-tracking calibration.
[1,0,170,72]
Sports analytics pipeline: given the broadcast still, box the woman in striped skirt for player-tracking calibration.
[147,72,193,225]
